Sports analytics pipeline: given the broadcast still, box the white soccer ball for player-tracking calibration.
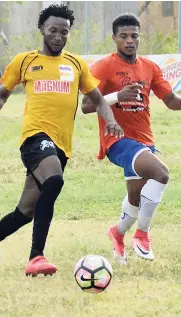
[74,254,113,293]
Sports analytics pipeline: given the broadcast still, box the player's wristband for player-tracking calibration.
[104,92,118,106]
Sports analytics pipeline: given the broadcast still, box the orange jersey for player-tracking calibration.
[90,53,172,159]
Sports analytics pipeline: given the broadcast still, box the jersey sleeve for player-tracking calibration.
[78,59,100,95]
[90,58,109,94]
[151,63,172,99]
[0,53,25,91]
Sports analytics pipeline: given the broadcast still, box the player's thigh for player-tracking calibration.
[33,146,68,184]
[17,175,40,217]
[20,132,67,184]
[107,138,149,180]
[33,155,63,184]
[134,150,169,184]
[126,178,147,207]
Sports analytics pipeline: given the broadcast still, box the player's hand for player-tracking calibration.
[117,83,143,101]
[105,121,124,138]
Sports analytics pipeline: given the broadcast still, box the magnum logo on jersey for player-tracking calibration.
[34,80,70,93]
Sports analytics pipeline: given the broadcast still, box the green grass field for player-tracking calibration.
[1,94,181,317]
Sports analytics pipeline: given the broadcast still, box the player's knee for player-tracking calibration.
[41,175,64,197]
[156,165,169,184]
[128,190,141,207]
[18,206,34,219]
[18,200,36,218]
[122,196,139,217]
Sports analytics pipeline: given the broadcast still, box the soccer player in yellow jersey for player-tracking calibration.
[0,4,123,276]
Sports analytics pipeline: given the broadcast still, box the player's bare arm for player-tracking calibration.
[163,92,181,110]
[84,87,124,138]
[0,85,11,109]
[82,94,96,113]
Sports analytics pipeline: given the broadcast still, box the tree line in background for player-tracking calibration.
[0,23,178,69]
[0,0,178,81]
[0,25,177,94]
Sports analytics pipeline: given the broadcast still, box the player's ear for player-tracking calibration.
[40,26,44,35]
[112,34,116,43]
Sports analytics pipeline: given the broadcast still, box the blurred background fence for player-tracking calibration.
[0,1,181,92]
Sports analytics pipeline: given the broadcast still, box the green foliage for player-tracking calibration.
[65,22,114,55]
[0,30,42,70]
[90,36,115,55]
[0,21,179,72]
[66,22,178,55]
[139,31,178,55]
[9,30,41,53]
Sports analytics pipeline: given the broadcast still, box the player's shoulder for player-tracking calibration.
[63,50,84,72]
[137,55,158,68]
[90,53,116,72]
[15,50,38,59]
[94,53,115,65]
[12,50,39,64]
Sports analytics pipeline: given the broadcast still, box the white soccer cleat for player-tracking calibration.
[131,230,154,261]
[108,225,128,265]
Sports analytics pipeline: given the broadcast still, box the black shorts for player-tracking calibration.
[20,132,68,174]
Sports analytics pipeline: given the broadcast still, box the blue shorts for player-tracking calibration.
[106,138,156,180]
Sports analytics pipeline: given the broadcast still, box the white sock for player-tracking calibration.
[138,179,167,232]
[118,196,139,235]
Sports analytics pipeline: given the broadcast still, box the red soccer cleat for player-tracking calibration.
[108,225,128,265]
[131,229,154,261]
[25,256,57,277]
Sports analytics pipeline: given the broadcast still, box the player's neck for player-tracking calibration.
[39,46,62,57]
[116,51,137,64]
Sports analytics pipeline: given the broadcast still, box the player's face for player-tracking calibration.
[112,26,140,57]
[42,16,70,56]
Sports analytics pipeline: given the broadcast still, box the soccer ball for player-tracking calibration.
[74,254,113,293]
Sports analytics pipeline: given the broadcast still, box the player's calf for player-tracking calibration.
[132,178,167,261]
[30,175,64,260]
[0,207,32,241]
[118,195,139,235]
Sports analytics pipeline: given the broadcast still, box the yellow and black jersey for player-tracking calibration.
[0,50,99,157]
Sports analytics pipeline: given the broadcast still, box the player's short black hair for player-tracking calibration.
[38,4,75,29]
[112,14,141,35]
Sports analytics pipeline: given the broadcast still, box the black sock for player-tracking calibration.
[0,207,32,241]
[30,175,64,260]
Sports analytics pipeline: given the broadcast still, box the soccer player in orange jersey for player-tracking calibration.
[82,14,181,264]
[0,5,123,276]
